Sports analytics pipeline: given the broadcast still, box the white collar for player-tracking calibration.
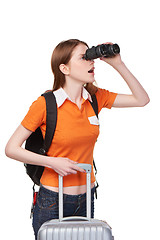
[53,87,92,108]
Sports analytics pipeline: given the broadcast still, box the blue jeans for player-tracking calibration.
[32,185,95,240]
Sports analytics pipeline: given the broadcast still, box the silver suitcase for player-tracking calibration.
[38,164,114,240]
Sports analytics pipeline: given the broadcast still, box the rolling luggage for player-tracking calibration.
[37,163,114,240]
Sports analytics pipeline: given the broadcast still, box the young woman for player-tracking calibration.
[5,39,150,239]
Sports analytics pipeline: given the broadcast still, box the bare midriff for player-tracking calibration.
[42,182,95,195]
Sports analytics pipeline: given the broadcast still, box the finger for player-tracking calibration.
[65,168,77,175]
[58,171,65,177]
[66,159,85,173]
[80,168,86,173]
[70,170,77,175]
[74,165,86,173]
[59,171,65,177]
[103,42,113,45]
[62,171,68,176]
[98,42,113,46]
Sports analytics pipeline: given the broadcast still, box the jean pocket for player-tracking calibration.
[37,196,58,210]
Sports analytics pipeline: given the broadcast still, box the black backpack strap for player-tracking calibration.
[89,94,99,198]
[89,94,99,119]
[29,92,57,218]
[39,91,57,155]
[93,160,99,199]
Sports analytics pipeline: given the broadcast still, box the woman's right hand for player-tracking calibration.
[46,157,86,176]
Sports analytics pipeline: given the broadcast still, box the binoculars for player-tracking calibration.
[83,43,120,60]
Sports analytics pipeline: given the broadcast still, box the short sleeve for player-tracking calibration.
[95,88,118,112]
[21,96,46,132]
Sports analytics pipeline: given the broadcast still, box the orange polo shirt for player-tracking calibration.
[21,87,117,187]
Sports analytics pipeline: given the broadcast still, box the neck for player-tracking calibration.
[63,80,83,104]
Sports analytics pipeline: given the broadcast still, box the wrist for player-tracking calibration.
[44,156,56,169]
[112,61,127,73]
[112,61,125,70]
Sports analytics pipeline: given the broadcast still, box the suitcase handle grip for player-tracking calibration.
[76,163,92,173]
[61,216,89,222]
[59,163,92,221]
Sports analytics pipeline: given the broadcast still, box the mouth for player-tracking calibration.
[88,67,95,74]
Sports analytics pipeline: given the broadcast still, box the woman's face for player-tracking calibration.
[66,44,95,85]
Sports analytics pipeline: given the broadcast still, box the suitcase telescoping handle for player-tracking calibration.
[59,163,92,221]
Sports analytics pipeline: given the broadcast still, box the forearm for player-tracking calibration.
[100,42,150,107]
[5,125,51,167]
[5,143,52,168]
[5,125,85,176]
[114,62,150,105]
[5,142,85,177]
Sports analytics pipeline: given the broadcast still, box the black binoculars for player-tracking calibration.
[83,43,120,60]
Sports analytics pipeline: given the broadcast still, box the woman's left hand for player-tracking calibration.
[99,42,123,69]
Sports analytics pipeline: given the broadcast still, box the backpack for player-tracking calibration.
[24,91,99,187]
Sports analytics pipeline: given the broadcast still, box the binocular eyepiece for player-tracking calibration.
[83,43,120,61]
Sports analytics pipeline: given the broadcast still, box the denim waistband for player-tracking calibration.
[39,185,95,200]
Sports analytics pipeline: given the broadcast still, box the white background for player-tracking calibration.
[1,1,159,240]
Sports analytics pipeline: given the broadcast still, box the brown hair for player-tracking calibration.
[51,39,98,96]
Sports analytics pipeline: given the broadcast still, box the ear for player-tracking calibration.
[59,64,70,75]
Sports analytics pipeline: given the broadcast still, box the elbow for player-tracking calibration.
[5,144,11,158]
[5,143,14,159]
[137,95,150,107]
[144,97,150,106]
[140,96,150,107]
